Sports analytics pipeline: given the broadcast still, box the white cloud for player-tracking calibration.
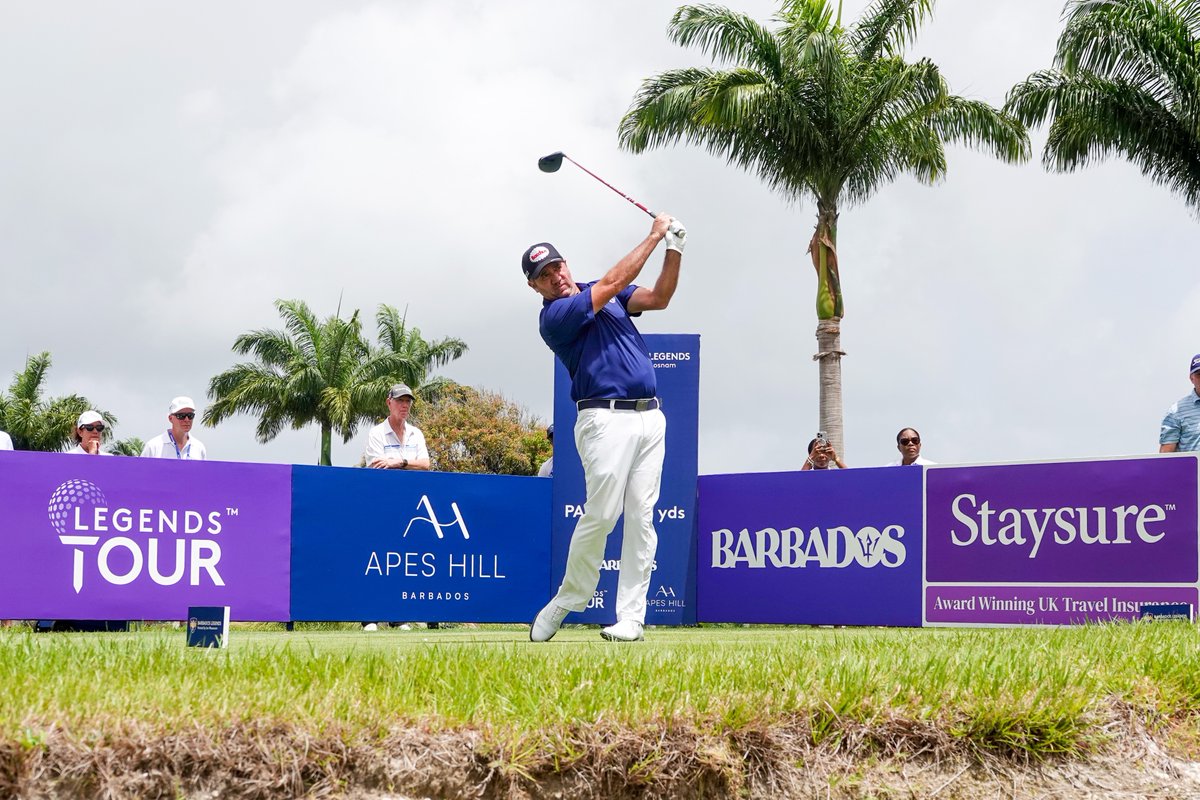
[1,0,1198,474]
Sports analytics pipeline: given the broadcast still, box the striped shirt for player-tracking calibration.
[1160,390,1200,452]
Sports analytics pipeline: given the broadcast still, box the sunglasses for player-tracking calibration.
[173,412,196,420]
[80,424,106,433]
[899,437,920,446]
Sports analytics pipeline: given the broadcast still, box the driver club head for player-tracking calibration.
[537,151,565,173]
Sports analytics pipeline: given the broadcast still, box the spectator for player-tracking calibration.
[1159,354,1200,453]
[362,383,431,632]
[69,411,112,455]
[801,436,846,470]
[363,383,430,471]
[538,424,554,477]
[0,430,12,450]
[888,427,935,466]
[141,396,207,460]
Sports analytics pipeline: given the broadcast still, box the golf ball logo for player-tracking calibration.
[48,479,106,536]
[528,246,550,263]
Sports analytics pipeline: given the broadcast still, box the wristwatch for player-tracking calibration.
[400,458,408,470]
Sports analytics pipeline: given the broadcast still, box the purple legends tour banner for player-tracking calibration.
[0,451,292,620]
[697,466,924,626]
[924,456,1199,625]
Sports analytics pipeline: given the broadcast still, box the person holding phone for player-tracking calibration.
[802,433,846,470]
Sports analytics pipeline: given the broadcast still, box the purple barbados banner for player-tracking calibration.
[551,334,699,625]
[697,466,924,626]
[925,456,1200,626]
[289,466,550,622]
[0,451,291,620]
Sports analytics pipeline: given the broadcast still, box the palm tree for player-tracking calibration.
[618,0,1029,453]
[205,300,374,466]
[204,300,469,466]
[1006,0,1200,211]
[107,437,145,457]
[0,352,117,451]
[367,305,468,405]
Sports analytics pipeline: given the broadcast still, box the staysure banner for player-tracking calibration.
[551,333,700,625]
[289,466,551,622]
[0,451,291,620]
[696,466,924,626]
[924,456,1200,625]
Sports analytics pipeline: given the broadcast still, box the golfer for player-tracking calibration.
[523,212,686,643]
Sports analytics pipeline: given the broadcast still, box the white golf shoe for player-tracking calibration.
[530,602,570,642]
[600,619,644,642]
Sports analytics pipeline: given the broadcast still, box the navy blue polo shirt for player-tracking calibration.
[540,281,656,402]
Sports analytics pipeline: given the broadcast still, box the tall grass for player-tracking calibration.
[0,623,1196,758]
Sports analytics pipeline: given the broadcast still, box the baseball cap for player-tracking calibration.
[169,396,196,414]
[76,410,104,428]
[388,383,415,400]
[1191,354,1200,375]
[546,423,554,439]
[521,242,564,281]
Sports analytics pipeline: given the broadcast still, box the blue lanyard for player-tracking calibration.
[167,430,191,460]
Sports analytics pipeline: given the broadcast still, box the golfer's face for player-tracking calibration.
[530,261,574,300]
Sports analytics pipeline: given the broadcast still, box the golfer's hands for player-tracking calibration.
[666,218,686,253]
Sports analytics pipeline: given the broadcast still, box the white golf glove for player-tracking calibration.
[665,219,687,253]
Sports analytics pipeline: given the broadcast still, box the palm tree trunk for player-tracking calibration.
[320,423,333,466]
[815,318,845,455]
[810,205,846,456]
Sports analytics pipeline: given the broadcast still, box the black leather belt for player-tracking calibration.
[576,397,661,412]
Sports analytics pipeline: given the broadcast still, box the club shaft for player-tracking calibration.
[563,155,656,218]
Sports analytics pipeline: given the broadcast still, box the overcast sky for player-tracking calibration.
[2,1,1197,473]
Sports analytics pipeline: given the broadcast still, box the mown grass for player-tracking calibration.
[0,622,1197,759]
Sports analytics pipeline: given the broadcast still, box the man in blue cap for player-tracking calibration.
[1160,354,1200,452]
[522,212,686,642]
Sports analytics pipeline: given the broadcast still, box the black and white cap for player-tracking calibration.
[521,242,564,281]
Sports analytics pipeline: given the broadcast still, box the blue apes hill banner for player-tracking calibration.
[697,466,924,626]
[551,333,700,625]
[289,467,551,622]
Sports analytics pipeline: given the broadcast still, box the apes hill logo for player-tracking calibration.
[47,478,225,594]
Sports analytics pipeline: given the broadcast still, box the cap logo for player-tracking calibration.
[529,246,550,263]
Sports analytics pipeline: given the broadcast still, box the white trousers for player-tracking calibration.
[553,406,666,623]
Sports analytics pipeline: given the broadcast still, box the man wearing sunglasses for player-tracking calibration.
[888,427,935,466]
[141,396,207,460]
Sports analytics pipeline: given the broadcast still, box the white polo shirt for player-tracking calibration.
[364,420,428,464]
[0,431,12,450]
[141,431,208,460]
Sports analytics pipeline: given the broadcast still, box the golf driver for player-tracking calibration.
[538,151,659,219]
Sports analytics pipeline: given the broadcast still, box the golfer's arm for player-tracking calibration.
[628,250,680,312]
[591,231,665,313]
[1160,442,1179,453]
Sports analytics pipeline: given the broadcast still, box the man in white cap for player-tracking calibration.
[0,429,12,451]
[363,383,430,470]
[141,396,207,460]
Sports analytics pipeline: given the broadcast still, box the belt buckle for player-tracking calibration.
[635,399,651,412]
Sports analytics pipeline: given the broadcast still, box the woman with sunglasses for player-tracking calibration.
[69,410,112,456]
[889,427,936,466]
[140,396,207,460]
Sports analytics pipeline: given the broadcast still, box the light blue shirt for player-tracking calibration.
[1160,389,1200,452]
